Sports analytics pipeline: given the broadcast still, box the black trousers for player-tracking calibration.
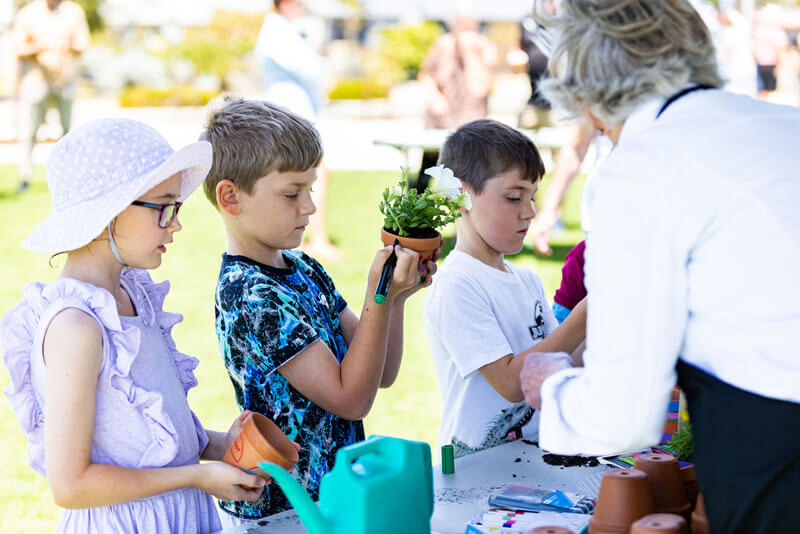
[677,361,800,534]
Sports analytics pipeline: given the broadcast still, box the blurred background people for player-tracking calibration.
[10,0,89,195]
[526,120,596,255]
[255,0,339,260]
[416,5,496,189]
[753,9,788,100]
[517,0,554,129]
[713,1,757,97]
[517,0,613,256]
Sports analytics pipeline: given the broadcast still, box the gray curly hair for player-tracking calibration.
[535,0,723,125]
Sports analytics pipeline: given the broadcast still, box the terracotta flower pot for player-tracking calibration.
[380,227,442,271]
[690,494,710,534]
[589,469,655,534]
[222,412,299,477]
[633,453,691,521]
[529,528,573,534]
[679,464,698,511]
[630,513,688,534]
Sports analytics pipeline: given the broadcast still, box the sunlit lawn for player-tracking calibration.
[0,164,583,532]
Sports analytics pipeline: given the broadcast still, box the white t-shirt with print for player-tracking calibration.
[423,250,559,456]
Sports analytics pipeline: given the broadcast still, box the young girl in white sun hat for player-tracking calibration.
[0,118,266,533]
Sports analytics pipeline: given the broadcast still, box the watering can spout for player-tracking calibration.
[259,462,333,534]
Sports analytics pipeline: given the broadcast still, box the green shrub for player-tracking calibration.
[161,10,264,84]
[74,0,103,32]
[166,40,239,79]
[328,78,390,100]
[118,86,220,107]
[377,21,443,81]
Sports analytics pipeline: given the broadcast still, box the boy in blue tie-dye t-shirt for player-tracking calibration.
[199,97,438,523]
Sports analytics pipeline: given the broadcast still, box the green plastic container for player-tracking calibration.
[260,435,433,534]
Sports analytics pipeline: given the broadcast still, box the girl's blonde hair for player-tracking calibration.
[536,0,723,125]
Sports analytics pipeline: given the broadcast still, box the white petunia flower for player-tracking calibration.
[425,165,462,200]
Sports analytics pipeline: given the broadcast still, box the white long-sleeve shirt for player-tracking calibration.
[539,89,800,456]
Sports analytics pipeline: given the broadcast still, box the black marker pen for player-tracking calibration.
[374,239,399,304]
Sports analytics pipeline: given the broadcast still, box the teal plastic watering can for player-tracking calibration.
[259,435,433,534]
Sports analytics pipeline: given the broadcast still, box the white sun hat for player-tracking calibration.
[22,118,212,255]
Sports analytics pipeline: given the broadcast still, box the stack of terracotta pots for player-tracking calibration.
[679,465,698,511]
[633,454,692,522]
[589,453,701,534]
[589,469,655,533]
[690,494,709,534]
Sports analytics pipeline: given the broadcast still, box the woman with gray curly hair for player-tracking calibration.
[519,1,800,532]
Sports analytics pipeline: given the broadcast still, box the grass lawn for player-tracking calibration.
[0,164,584,532]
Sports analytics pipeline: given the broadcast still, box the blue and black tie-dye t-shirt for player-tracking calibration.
[214,250,365,519]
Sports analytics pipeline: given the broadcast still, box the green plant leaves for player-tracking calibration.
[666,424,693,462]
[377,168,466,236]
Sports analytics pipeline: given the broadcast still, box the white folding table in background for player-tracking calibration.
[373,127,571,170]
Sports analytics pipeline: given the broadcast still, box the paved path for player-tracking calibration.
[0,97,423,172]
[0,75,539,173]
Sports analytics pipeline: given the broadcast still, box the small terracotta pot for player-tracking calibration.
[630,513,688,534]
[380,227,442,269]
[679,464,698,511]
[529,527,573,534]
[633,453,691,521]
[222,412,299,477]
[589,469,655,534]
[691,494,710,534]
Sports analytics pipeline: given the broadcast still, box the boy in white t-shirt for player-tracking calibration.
[424,119,587,457]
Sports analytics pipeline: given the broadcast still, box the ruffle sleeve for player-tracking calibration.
[1,282,51,476]
[121,269,209,454]
[0,273,206,475]
[1,279,136,474]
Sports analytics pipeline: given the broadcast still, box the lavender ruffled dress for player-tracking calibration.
[1,269,222,533]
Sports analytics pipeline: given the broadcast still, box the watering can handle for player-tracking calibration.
[336,438,387,467]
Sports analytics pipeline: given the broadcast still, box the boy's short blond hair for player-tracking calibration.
[199,96,323,208]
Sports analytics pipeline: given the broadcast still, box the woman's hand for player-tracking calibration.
[196,462,266,502]
[520,352,573,409]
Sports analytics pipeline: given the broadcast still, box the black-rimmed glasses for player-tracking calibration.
[131,200,183,228]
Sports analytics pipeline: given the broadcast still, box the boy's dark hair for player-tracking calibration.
[439,119,545,193]
[199,96,323,209]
